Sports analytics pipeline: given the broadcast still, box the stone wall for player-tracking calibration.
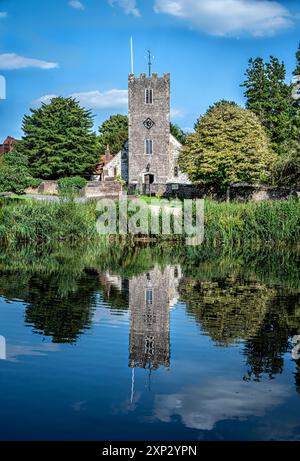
[25,180,122,199]
[80,180,122,199]
[148,183,213,199]
[229,184,300,202]
[38,180,59,194]
[147,183,300,201]
[24,180,59,195]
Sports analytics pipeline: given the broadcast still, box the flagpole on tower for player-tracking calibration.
[130,36,134,74]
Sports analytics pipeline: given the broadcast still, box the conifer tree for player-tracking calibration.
[274,44,300,186]
[293,43,300,76]
[265,56,291,151]
[14,97,98,179]
[98,115,128,157]
[242,56,292,153]
[241,58,269,125]
[291,43,300,141]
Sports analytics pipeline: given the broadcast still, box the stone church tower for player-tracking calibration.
[128,72,171,187]
[101,70,190,191]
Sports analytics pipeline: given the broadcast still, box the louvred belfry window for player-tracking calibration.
[145,89,153,104]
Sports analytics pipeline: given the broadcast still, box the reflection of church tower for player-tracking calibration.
[129,265,181,370]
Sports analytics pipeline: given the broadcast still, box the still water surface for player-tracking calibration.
[0,244,299,440]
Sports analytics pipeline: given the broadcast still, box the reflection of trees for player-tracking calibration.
[24,272,100,343]
[244,294,300,382]
[0,244,130,343]
[0,269,129,344]
[180,276,300,386]
[179,277,274,346]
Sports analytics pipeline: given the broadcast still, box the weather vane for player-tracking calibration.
[146,50,154,77]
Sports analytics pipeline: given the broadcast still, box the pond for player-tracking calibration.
[0,243,299,441]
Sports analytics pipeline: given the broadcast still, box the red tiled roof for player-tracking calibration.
[3,136,15,145]
[0,136,17,155]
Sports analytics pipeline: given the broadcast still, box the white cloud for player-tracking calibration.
[154,379,290,431]
[109,0,141,17]
[0,12,7,18]
[6,342,60,362]
[35,89,128,109]
[171,108,184,118]
[154,0,293,37]
[0,53,59,70]
[68,1,85,10]
[35,94,58,104]
[70,89,128,109]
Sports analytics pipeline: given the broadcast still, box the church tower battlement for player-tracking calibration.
[128,72,170,187]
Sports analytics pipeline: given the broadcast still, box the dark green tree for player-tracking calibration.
[291,44,300,141]
[241,57,269,125]
[273,140,300,186]
[170,123,187,144]
[242,56,292,153]
[14,97,98,179]
[0,151,41,194]
[274,45,300,185]
[266,57,292,152]
[98,114,128,157]
[178,101,276,190]
[293,43,300,76]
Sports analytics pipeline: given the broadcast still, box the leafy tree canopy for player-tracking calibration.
[273,140,300,186]
[178,100,276,190]
[0,151,41,194]
[98,114,128,157]
[14,97,98,179]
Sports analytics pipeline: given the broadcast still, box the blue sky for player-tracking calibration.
[0,0,299,141]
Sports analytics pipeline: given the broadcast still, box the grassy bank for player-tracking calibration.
[0,196,299,245]
[0,198,98,244]
[204,198,300,245]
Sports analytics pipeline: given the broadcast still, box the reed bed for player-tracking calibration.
[0,196,298,245]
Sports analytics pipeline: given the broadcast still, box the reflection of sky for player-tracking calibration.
[92,305,129,327]
[154,379,290,431]
[0,335,6,360]
[5,343,60,362]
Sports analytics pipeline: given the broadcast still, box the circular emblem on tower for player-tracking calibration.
[143,118,155,130]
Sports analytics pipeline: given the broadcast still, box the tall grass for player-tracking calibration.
[204,198,300,245]
[0,199,98,244]
[0,196,299,245]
